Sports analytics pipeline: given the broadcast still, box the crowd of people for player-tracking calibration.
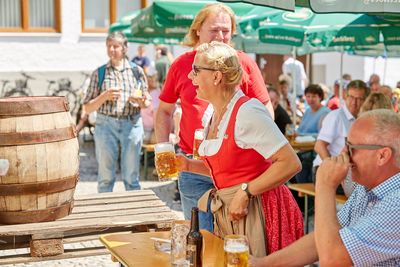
[79,2,400,265]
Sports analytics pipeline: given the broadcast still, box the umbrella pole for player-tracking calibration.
[383,57,387,84]
[339,49,344,107]
[291,47,297,126]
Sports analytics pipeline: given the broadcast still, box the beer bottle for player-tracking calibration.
[186,207,203,267]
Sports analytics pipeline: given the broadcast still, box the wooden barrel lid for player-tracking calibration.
[0,96,70,117]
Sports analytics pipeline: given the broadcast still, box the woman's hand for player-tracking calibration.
[228,189,249,221]
[249,255,266,267]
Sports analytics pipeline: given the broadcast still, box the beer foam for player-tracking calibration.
[224,243,249,253]
[155,142,174,153]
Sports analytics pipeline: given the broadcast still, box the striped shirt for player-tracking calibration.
[84,59,149,116]
[337,172,400,266]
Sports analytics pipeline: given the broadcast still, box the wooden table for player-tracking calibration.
[0,190,177,265]
[287,183,348,233]
[100,230,224,267]
[290,141,315,152]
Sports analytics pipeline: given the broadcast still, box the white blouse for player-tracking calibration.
[199,90,288,159]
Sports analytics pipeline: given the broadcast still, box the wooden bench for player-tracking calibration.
[0,190,177,265]
[287,183,348,233]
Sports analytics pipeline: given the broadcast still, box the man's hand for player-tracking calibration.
[316,152,350,189]
[104,89,121,101]
[176,153,190,172]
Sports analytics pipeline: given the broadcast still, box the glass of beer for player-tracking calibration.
[154,142,178,181]
[285,123,297,143]
[192,128,204,160]
[224,234,249,267]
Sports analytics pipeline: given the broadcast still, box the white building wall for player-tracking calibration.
[312,52,365,88]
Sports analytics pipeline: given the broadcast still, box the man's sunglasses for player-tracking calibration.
[192,64,218,76]
[345,137,387,157]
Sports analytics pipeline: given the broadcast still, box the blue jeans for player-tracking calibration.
[178,171,214,232]
[94,113,143,192]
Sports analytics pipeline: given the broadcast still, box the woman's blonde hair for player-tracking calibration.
[360,92,393,113]
[196,41,242,91]
[183,3,236,48]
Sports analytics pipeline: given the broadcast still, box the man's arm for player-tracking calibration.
[314,153,353,266]
[155,100,176,142]
[83,89,119,114]
[314,139,331,160]
[250,233,318,267]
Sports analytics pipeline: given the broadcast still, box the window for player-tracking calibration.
[81,0,145,33]
[0,0,61,32]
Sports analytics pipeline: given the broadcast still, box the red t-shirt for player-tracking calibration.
[327,96,339,110]
[159,50,270,154]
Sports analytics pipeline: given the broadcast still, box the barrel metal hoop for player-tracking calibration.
[0,126,77,146]
[63,99,70,112]
[0,96,69,117]
[0,173,79,196]
[0,200,74,224]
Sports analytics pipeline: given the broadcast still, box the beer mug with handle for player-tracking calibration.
[154,142,178,181]
[224,235,249,267]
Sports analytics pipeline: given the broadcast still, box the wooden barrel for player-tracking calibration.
[0,96,79,224]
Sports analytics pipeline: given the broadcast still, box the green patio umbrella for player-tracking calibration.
[237,7,400,52]
[130,0,256,42]
[109,10,182,44]
[218,0,400,15]
[306,0,400,14]
[217,0,295,11]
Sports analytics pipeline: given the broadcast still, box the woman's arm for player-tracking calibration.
[247,144,301,195]
[229,144,301,221]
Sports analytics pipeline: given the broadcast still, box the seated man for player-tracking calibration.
[251,109,400,267]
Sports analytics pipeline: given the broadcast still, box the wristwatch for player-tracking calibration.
[241,183,252,198]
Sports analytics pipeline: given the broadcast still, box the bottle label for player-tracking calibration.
[187,244,197,266]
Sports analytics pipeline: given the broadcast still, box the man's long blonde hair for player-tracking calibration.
[183,3,236,48]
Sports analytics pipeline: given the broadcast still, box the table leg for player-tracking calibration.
[304,195,309,233]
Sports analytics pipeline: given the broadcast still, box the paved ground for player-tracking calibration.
[2,131,183,267]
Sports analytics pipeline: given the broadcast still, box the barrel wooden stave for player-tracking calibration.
[0,97,78,224]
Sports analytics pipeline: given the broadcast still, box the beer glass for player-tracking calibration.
[192,128,204,160]
[285,123,297,143]
[154,142,178,181]
[170,220,190,267]
[224,235,249,267]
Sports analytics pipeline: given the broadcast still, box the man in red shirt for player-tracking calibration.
[155,3,273,231]
[327,79,350,110]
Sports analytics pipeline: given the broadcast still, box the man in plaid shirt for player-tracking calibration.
[251,109,400,267]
